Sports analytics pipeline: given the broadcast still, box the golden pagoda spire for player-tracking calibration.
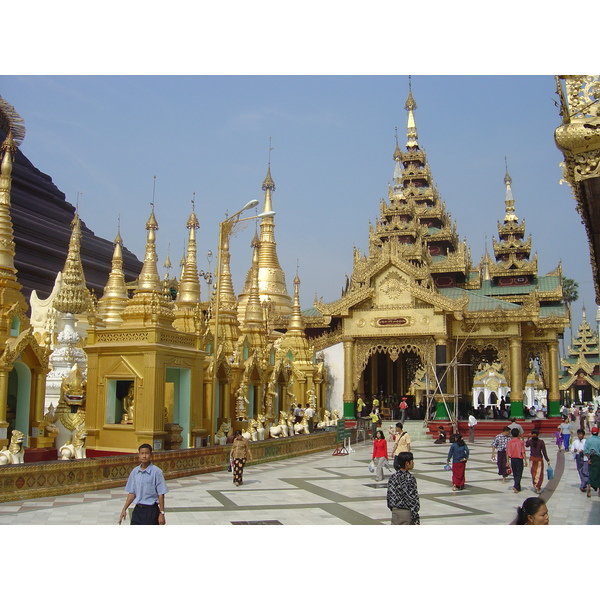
[163,243,172,279]
[287,267,305,332]
[243,235,263,326]
[97,223,129,325]
[122,194,175,327]
[238,158,292,319]
[136,203,161,293]
[52,210,91,315]
[0,96,25,280]
[503,158,518,224]
[176,198,201,306]
[405,75,419,149]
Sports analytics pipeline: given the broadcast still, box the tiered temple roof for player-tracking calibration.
[560,308,600,393]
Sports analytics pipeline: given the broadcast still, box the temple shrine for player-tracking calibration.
[309,83,570,421]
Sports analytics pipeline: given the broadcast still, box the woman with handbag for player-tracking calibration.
[525,429,550,494]
[372,430,388,482]
[446,433,469,491]
[230,430,253,487]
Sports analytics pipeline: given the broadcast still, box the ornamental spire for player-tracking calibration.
[0,95,25,280]
[503,157,518,224]
[287,267,305,332]
[136,203,161,293]
[52,209,91,315]
[238,160,292,319]
[176,198,201,306]
[405,76,419,149]
[97,224,129,325]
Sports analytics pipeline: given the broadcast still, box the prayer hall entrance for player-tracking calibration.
[356,343,426,417]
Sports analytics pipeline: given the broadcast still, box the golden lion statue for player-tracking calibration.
[0,430,25,465]
[59,425,88,460]
[215,420,231,445]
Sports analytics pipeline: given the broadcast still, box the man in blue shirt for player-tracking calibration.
[119,444,168,525]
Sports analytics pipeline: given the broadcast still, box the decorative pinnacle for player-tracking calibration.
[52,211,90,314]
[404,75,417,112]
[404,76,418,148]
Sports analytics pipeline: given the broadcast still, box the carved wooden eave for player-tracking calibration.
[488,255,538,277]
[562,355,596,376]
[316,286,374,317]
[560,372,599,391]
[1,326,49,367]
[554,75,600,303]
[272,313,331,330]
[241,350,267,384]
[497,220,526,238]
[212,344,232,380]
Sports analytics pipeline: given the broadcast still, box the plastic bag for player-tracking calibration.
[368,460,375,473]
[444,464,452,471]
[547,465,554,480]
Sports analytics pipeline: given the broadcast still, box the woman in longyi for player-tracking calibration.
[525,429,550,494]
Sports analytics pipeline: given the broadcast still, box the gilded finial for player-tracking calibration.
[404,76,418,148]
[405,75,417,112]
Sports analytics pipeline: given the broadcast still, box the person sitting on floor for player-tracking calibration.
[434,425,447,444]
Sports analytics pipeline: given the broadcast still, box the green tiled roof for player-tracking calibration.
[479,275,561,296]
[302,307,323,317]
[439,287,521,311]
[540,303,568,317]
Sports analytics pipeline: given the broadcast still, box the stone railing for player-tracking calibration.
[0,430,348,503]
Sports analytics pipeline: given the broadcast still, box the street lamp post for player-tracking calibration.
[210,200,275,443]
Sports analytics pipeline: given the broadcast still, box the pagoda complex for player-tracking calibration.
[311,84,570,420]
[560,307,600,404]
[0,80,576,458]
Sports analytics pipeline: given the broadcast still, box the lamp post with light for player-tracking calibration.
[210,199,276,443]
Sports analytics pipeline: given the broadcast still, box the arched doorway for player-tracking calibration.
[8,362,32,443]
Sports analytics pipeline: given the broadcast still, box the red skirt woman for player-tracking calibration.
[447,435,470,491]
[452,461,466,490]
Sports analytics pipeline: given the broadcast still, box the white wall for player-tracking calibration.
[321,342,344,416]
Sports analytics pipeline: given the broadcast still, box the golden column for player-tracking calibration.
[342,335,355,418]
[509,337,524,417]
[547,337,561,417]
[0,369,10,446]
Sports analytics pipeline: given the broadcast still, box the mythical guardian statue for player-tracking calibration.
[59,425,88,460]
[0,430,25,465]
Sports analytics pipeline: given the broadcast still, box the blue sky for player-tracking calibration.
[1,75,595,345]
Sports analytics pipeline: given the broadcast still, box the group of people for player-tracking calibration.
[560,402,600,433]
[383,416,564,525]
[564,425,600,497]
[491,426,550,494]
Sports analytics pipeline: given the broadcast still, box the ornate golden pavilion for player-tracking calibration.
[310,84,570,420]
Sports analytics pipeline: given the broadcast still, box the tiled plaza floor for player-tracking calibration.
[1,433,598,526]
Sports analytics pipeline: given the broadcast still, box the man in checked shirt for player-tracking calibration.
[387,452,420,525]
[491,426,512,484]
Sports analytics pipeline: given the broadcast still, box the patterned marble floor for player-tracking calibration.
[1,432,598,526]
